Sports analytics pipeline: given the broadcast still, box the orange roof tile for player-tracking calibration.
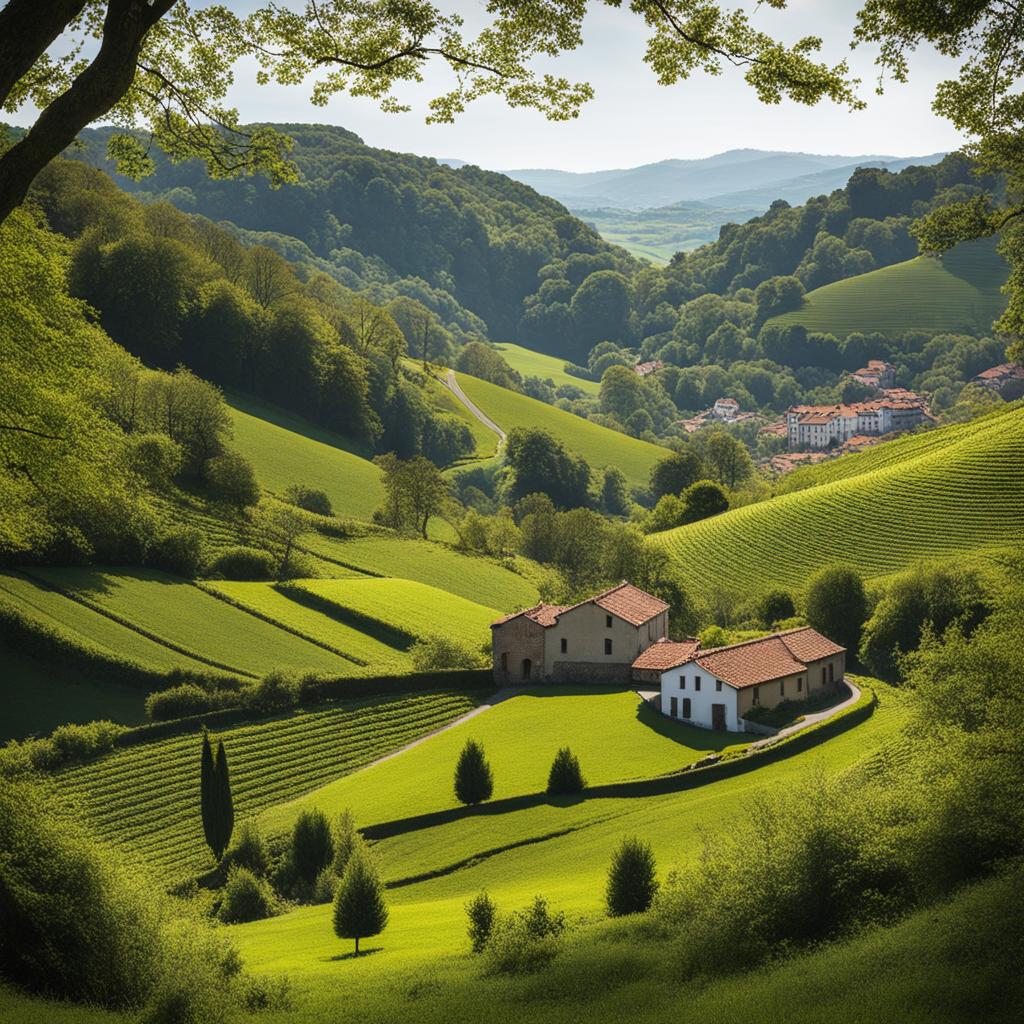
[694,627,845,688]
[492,583,668,631]
[632,638,701,671]
[778,627,846,663]
[491,603,567,628]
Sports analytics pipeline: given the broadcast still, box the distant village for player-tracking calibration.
[646,356,1024,476]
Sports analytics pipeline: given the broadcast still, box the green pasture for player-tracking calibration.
[650,405,1024,602]
[226,393,384,520]
[56,692,478,880]
[767,237,1008,338]
[301,533,540,612]
[454,372,666,492]
[291,577,499,650]
[492,343,601,396]
[28,568,357,678]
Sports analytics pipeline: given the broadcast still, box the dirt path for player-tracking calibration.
[442,369,506,445]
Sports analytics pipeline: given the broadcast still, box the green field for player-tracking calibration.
[27,568,359,678]
[56,691,479,880]
[227,393,384,520]
[290,577,500,649]
[650,405,1024,602]
[417,369,502,458]
[302,533,540,611]
[767,237,1008,338]
[454,372,666,492]
[492,343,601,395]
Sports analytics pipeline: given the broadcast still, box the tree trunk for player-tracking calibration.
[0,0,176,227]
[354,936,360,956]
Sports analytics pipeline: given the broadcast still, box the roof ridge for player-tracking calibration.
[698,629,811,657]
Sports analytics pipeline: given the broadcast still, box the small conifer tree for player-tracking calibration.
[454,738,493,805]
[332,808,361,877]
[546,747,586,795]
[214,739,234,860]
[292,808,334,885]
[466,890,497,953]
[199,729,218,860]
[333,848,389,955]
[605,836,658,916]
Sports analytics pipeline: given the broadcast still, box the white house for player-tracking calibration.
[649,627,846,732]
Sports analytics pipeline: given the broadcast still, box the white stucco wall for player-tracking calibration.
[658,661,740,732]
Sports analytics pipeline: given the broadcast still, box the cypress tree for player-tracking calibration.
[454,738,493,805]
[332,848,389,955]
[199,729,218,860]
[214,739,234,861]
[546,747,586,795]
[605,836,659,916]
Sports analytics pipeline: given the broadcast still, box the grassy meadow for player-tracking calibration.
[767,237,1008,338]
[650,404,1024,602]
[454,371,666,491]
[492,343,601,395]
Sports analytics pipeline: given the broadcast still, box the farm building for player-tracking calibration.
[971,362,1024,400]
[648,627,846,732]
[850,359,896,390]
[786,392,929,450]
[491,582,669,684]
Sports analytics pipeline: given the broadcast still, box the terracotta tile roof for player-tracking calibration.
[632,638,700,671]
[694,627,845,689]
[491,582,668,630]
[490,603,567,628]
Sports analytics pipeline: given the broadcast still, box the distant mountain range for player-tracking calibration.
[501,149,947,211]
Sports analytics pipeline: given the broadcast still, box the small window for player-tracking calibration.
[821,666,827,685]
[752,686,760,706]
[500,652,508,672]
[606,614,613,628]
[670,696,678,718]
[829,663,835,683]
[798,677,803,693]
[695,675,702,692]
[780,679,785,697]
[682,698,691,718]
[680,675,686,690]
[560,637,567,654]
[604,638,613,656]
[715,679,722,692]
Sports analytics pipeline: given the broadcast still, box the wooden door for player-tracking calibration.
[712,703,727,731]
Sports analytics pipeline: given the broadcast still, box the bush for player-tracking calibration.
[454,738,493,805]
[482,896,566,976]
[756,588,796,628]
[148,526,206,577]
[146,684,224,722]
[546,747,586,795]
[284,484,333,517]
[243,670,300,713]
[410,634,487,671]
[217,867,277,924]
[204,451,260,511]
[606,837,659,916]
[805,563,868,654]
[208,546,276,581]
[1,721,126,776]
[291,809,334,886]
[221,821,269,877]
[466,890,497,954]
[0,778,240,1019]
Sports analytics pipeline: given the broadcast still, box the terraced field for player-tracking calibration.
[291,578,499,650]
[227,393,384,520]
[27,568,358,678]
[767,237,1008,338]
[454,372,666,491]
[651,405,1024,601]
[57,692,479,879]
[302,533,540,611]
[492,343,601,395]
[202,581,412,671]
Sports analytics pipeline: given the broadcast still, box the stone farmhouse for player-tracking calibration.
[849,359,896,390]
[490,582,670,684]
[649,627,846,732]
[971,362,1024,400]
[786,391,929,450]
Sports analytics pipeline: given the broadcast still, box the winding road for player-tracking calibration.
[442,369,506,447]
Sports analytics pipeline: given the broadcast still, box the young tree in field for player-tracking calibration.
[214,739,234,861]
[701,432,754,489]
[332,809,361,878]
[374,453,449,538]
[547,747,586,796]
[466,890,497,954]
[805,564,868,655]
[291,809,335,886]
[680,480,729,524]
[454,739,493,806]
[332,847,389,956]
[606,837,659,917]
[254,501,309,580]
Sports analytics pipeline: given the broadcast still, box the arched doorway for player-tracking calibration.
[521,658,532,680]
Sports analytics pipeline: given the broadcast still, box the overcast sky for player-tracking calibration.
[14,1,966,172]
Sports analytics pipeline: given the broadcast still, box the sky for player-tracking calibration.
[14,1,966,172]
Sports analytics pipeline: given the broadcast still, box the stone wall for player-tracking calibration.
[491,617,545,684]
[550,660,633,684]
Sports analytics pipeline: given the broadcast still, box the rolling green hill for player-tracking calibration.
[650,405,1024,602]
[767,237,1008,338]
[226,393,384,520]
[454,371,666,491]
[492,343,601,395]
